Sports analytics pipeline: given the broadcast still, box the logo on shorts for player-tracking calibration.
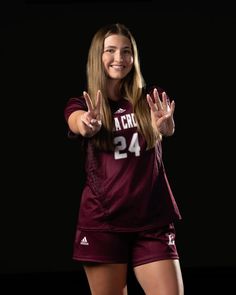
[80,236,89,246]
[167,233,175,245]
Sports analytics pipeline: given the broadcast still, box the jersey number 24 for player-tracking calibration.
[114,132,141,160]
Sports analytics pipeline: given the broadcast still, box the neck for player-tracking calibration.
[107,79,122,101]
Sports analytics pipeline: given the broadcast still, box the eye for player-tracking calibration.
[104,48,115,53]
[123,49,132,55]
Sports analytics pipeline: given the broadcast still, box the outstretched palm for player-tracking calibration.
[146,88,175,136]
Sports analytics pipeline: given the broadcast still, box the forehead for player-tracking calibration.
[104,34,131,48]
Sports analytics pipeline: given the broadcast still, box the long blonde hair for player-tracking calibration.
[86,23,161,151]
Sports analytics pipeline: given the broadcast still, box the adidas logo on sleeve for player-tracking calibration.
[80,236,89,246]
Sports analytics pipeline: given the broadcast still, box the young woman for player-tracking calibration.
[64,23,184,295]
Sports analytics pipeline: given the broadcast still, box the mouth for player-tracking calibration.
[110,65,125,70]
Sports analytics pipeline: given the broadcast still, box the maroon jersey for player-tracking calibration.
[64,92,181,232]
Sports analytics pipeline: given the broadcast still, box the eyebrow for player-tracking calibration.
[104,45,131,49]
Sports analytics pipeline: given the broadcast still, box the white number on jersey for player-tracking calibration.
[114,132,141,160]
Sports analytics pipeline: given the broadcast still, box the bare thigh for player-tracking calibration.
[134,259,184,295]
[84,263,128,295]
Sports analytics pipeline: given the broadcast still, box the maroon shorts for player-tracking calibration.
[73,223,179,267]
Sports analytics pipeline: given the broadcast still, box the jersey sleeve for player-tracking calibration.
[64,96,88,139]
[64,96,87,122]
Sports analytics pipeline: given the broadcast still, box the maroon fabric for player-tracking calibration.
[64,88,182,232]
[73,223,179,266]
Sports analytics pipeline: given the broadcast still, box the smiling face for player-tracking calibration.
[102,34,134,81]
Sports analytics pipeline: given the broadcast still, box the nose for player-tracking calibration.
[114,50,124,62]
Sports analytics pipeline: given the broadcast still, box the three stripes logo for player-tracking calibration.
[80,236,89,246]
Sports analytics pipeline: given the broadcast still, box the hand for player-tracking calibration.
[81,90,102,137]
[146,88,175,136]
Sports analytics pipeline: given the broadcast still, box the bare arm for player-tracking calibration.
[68,110,90,136]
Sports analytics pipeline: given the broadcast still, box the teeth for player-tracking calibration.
[111,66,123,70]
[112,65,123,69]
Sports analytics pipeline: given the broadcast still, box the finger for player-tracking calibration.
[83,91,94,112]
[162,92,169,112]
[95,90,102,120]
[153,88,163,110]
[81,119,93,129]
[96,90,101,109]
[170,100,175,114]
[81,113,93,129]
[147,94,157,112]
[91,118,102,127]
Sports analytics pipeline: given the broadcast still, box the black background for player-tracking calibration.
[1,0,235,277]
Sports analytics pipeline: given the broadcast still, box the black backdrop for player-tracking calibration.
[1,1,235,274]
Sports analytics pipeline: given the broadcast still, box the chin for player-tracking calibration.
[110,73,126,79]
